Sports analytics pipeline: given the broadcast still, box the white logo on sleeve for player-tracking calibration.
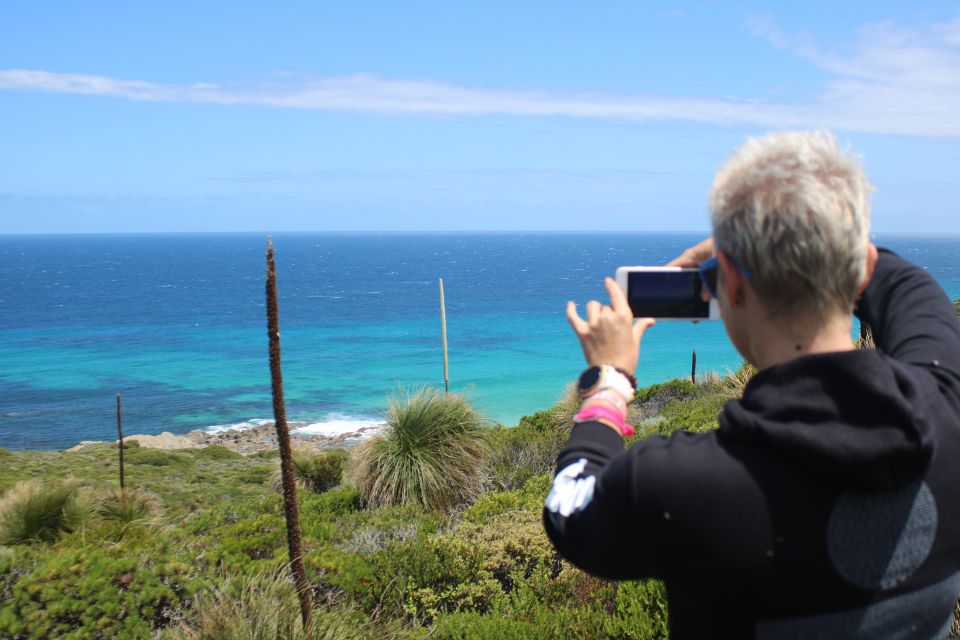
[545,458,596,517]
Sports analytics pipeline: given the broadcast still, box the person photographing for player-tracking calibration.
[544,131,960,638]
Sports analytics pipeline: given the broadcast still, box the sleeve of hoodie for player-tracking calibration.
[542,421,646,579]
[542,419,772,580]
[856,248,960,389]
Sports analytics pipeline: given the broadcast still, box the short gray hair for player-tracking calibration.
[710,131,872,317]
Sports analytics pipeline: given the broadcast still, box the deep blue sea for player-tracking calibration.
[2,233,959,451]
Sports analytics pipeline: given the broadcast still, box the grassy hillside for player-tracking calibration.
[2,371,954,638]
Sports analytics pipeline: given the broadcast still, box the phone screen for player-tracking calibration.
[626,271,709,318]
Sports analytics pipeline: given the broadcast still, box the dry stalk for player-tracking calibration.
[265,237,313,632]
[116,393,125,491]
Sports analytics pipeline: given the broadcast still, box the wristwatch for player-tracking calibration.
[578,365,635,402]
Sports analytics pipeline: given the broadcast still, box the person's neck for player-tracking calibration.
[748,309,855,371]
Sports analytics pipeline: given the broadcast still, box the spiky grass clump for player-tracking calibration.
[98,488,161,525]
[167,571,369,640]
[549,383,582,430]
[270,449,346,494]
[353,388,488,510]
[717,361,758,400]
[0,478,96,544]
[856,326,876,350]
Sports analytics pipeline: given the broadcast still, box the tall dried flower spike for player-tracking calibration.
[265,237,313,632]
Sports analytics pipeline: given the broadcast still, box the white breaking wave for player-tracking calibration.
[292,414,386,439]
[204,418,273,434]
[202,414,387,439]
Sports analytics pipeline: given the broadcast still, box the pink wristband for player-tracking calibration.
[583,389,628,416]
[574,403,635,437]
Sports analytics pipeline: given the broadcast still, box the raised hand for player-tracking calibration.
[566,277,655,376]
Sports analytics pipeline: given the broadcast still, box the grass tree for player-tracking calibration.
[354,387,488,510]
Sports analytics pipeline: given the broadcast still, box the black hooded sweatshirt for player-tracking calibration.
[543,249,960,639]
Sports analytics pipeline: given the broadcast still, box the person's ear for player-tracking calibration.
[717,250,747,306]
[857,243,878,298]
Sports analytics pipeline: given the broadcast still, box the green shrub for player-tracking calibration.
[0,479,96,545]
[653,393,726,436]
[632,378,703,418]
[115,439,141,448]
[204,514,287,573]
[237,467,273,485]
[431,612,549,640]
[165,571,371,640]
[272,449,346,494]
[125,448,190,467]
[482,424,562,492]
[251,449,280,460]
[353,388,488,510]
[301,484,362,518]
[0,545,197,639]
[485,396,570,493]
[0,448,11,458]
[192,445,243,461]
[371,535,505,623]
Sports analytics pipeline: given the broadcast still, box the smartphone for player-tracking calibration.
[615,266,720,320]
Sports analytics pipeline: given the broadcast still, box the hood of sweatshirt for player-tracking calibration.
[717,349,936,491]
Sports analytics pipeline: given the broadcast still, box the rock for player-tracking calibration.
[66,420,388,456]
[66,440,108,452]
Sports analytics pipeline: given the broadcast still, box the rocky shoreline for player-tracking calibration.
[67,420,387,455]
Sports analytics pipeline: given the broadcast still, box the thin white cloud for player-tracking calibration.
[2,15,960,136]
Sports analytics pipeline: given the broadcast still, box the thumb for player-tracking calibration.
[632,318,656,343]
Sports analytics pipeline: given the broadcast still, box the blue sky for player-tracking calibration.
[2,1,960,233]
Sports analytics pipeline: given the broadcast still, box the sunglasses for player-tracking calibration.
[698,255,752,299]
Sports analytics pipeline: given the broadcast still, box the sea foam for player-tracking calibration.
[292,414,386,439]
[204,418,273,434]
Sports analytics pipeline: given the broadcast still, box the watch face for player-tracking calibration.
[579,366,602,390]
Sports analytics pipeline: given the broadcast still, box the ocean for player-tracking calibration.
[2,233,959,451]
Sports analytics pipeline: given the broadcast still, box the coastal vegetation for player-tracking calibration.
[1,369,956,638]
[353,388,488,510]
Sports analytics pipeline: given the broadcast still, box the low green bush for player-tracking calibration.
[236,467,273,485]
[632,378,703,418]
[191,445,243,461]
[482,426,561,492]
[272,449,346,494]
[301,484,362,518]
[654,392,726,436]
[0,545,12,570]
[0,545,198,639]
[251,449,280,460]
[124,448,190,467]
[374,535,504,623]
[431,612,549,640]
[0,479,96,545]
[164,571,372,640]
[203,514,287,573]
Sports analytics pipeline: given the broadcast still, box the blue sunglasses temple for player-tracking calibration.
[698,255,751,299]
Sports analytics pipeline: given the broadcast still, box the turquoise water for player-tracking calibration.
[1,233,958,450]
